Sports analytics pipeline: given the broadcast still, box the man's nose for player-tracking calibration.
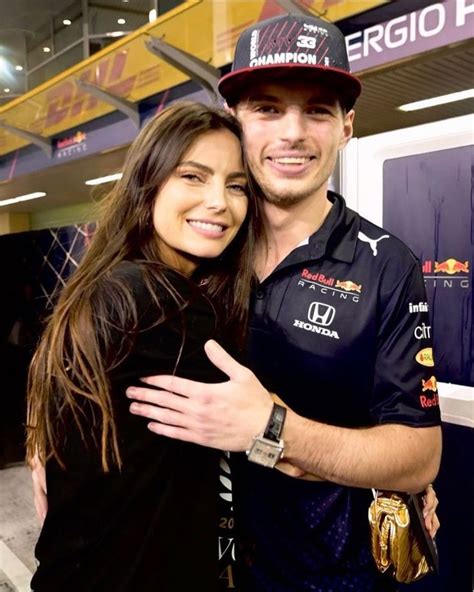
[280,110,307,144]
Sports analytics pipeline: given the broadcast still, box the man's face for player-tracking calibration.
[234,81,354,207]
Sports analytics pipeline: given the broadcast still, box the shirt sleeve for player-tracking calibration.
[370,260,441,427]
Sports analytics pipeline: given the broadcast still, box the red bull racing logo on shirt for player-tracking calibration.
[298,269,362,303]
[419,375,439,408]
[335,280,362,293]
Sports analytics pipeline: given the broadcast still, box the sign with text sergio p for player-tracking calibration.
[347,0,473,72]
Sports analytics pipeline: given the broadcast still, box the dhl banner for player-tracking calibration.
[0,0,386,157]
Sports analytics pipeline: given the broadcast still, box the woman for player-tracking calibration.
[26,102,259,591]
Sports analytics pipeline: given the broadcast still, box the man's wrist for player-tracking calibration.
[246,403,286,468]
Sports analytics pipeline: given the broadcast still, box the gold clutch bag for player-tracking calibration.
[368,491,439,584]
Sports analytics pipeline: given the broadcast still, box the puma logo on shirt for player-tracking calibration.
[358,231,390,256]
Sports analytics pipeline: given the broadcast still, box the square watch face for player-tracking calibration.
[247,438,283,468]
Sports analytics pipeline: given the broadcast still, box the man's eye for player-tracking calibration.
[307,107,332,116]
[256,105,278,114]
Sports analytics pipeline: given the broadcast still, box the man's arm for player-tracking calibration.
[127,340,441,493]
[282,413,440,493]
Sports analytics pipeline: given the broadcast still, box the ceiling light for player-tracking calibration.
[0,191,46,207]
[63,19,72,26]
[117,18,126,24]
[0,57,7,73]
[43,46,51,53]
[85,173,122,186]
[106,31,126,38]
[398,89,474,112]
[3,88,10,93]
[149,9,157,22]
[15,65,23,71]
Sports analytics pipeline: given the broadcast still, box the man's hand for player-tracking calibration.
[127,340,273,451]
[422,484,440,538]
[30,452,47,525]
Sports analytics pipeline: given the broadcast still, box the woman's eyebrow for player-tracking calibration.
[228,171,247,181]
[178,161,213,174]
[178,162,246,181]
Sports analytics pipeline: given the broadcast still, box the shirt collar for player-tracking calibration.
[308,191,360,263]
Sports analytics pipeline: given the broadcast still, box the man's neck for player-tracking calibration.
[255,190,333,281]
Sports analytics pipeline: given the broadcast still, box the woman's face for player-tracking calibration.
[152,128,249,275]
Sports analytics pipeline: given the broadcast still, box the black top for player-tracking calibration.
[32,261,226,592]
[233,192,441,591]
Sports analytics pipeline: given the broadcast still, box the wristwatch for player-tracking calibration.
[246,403,286,468]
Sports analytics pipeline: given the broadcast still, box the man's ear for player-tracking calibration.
[225,102,236,116]
[339,109,355,150]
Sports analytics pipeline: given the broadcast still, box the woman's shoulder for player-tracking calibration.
[101,260,193,300]
[98,260,213,323]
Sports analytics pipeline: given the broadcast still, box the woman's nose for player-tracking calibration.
[204,183,227,212]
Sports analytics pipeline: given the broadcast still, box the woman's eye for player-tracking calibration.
[181,173,202,182]
[228,184,247,194]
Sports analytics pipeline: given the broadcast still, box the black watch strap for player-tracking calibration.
[263,403,286,442]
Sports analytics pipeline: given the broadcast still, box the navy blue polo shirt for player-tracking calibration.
[232,192,440,592]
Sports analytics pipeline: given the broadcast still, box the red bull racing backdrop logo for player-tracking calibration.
[422,258,470,289]
[56,130,87,159]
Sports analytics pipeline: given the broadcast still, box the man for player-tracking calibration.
[127,13,442,592]
[32,13,441,591]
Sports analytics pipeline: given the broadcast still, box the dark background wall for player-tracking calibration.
[0,223,93,467]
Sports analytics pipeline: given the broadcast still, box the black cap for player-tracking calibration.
[218,14,361,108]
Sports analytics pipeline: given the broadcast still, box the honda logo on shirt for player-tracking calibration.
[308,302,336,326]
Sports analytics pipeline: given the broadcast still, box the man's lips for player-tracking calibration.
[265,155,316,175]
[268,156,314,165]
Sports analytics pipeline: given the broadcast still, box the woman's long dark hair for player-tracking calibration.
[26,102,261,472]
